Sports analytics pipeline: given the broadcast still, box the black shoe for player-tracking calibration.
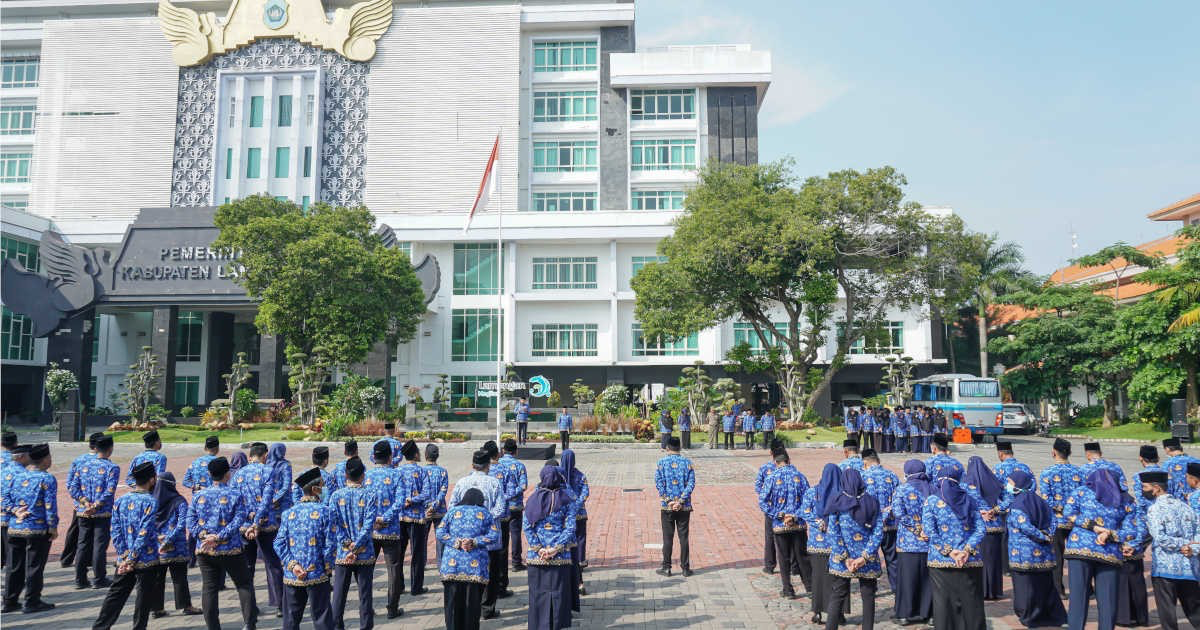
[411,587,429,596]
[274,608,283,618]
[681,569,694,577]
[579,585,588,596]
[153,610,170,619]
[92,577,112,588]
[387,608,404,619]
[1,602,20,614]
[809,613,823,624]
[762,567,775,574]
[74,581,91,590]
[182,606,202,615]
[579,561,589,569]
[655,568,671,577]
[22,600,55,613]
[512,563,526,572]
[481,608,499,620]
[498,589,514,599]
[779,589,796,598]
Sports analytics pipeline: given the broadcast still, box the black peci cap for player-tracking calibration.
[1140,470,1168,485]
[373,440,392,460]
[932,435,949,450]
[95,435,114,450]
[472,450,491,467]
[345,457,365,479]
[205,436,219,449]
[312,446,329,464]
[483,440,499,458]
[131,461,157,484]
[294,467,323,489]
[996,441,1013,453]
[1163,438,1182,450]
[862,448,878,459]
[1186,462,1200,478]
[344,439,358,454]
[400,440,419,460]
[1139,445,1158,461]
[88,432,105,448]
[207,457,230,479]
[29,443,50,461]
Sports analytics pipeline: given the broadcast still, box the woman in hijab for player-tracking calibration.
[228,451,248,472]
[266,443,293,512]
[150,472,202,617]
[923,467,987,630]
[964,456,1006,600]
[436,488,500,630]
[1062,469,1135,630]
[891,459,934,624]
[800,463,848,626]
[1004,470,1067,628]
[822,468,884,630]
[560,449,590,610]
[523,465,579,630]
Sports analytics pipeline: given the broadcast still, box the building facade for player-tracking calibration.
[1,0,945,419]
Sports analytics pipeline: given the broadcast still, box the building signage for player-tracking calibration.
[476,375,552,398]
[118,245,245,282]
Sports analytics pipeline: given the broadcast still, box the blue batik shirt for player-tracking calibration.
[69,456,119,517]
[329,484,378,564]
[1062,486,1136,566]
[722,414,735,432]
[829,509,886,578]
[1190,488,1200,516]
[558,413,573,431]
[859,413,876,433]
[1165,454,1200,500]
[394,461,431,522]
[909,413,926,437]
[330,459,354,496]
[187,482,248,555]
[757,464,808,533]
[126,450,167,487]
[1006,505,1056,571]
[449,471,506,551]
[0,458,22,527]
[1146,494,1200,581]
[839,456,864,472]
[892,412,909,437]
[566,469,590,520]
[890,483,930,553]
[0,450,10,466]
[290,468,334,505]
[655,453,695,511]
[182,454,217,492]
[659,412,673,434]
[6,467,59,536]
[424,464,449,518]
[994,457,1034,512]
[1039,462,1084,530]
[759,413,775,431]
[437,505,499,584]
[800,487,833,554]
[679,410,691,431]
[755,461,775,496]
[364,464,406,539]
[232,461,280,531]
[925,454,964,482]
[111,489,160,569]
[495,454,528,514]
[67,452,96,504]
[1134,465,1167,515]
[158,499,190,563]
[274,498,337,586]
[515,402,531,422]
[922,493,986,568]
[844,411,859,433]
[1081,458,1129,492]
[523,497,578,565]
[863,465,900,530]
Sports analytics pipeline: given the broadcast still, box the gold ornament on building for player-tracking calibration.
[157,0,394,66]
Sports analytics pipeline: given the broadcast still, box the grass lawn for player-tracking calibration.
[107,425,310,444]
[1049,422,1170,442]
[689,427,845,445]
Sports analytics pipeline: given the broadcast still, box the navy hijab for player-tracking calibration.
[824,468,880,528]
[560,448,583,490]
[1008,470,1052,531]
[937,468,972,523]
[525,465,571,524]
[903,459,933,498]
[964,456,1004,508]
[1085,468,1126,509]
[814,463,843,519]
[152,471,186,528]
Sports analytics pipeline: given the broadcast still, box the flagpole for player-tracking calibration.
[496,133,503,446]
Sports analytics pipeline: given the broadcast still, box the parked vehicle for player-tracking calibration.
[1001,403,1038,434]
[910,374,1004,441]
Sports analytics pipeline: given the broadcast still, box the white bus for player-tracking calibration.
[910,374,1004,439]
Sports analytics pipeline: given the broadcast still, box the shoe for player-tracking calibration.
[809,613,823,624]
[655,568,671,577]
[274,608,283,618]
[779,589,795,598]
[182,606,202,615]
[762,567,775,575]
[579,561,589,569]
[681,569,694,577]
[22,600,55,613]
[498,589,514,599]
[411,587,429,596]
[481,608,499,620]
[511,563,526,572]
[153,610,170,619]
[92,577,113,588]
[1,602,20,614]
[387,608,404,619]
[74,582,91,590]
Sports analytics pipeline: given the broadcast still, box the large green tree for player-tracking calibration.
[213,196,426,367]
[959,234,1034,377]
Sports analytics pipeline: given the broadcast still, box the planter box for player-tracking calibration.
[439,410,489,423]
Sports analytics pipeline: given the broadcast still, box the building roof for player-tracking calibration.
[1147,192,1200,222]
[1048,233,1184,285]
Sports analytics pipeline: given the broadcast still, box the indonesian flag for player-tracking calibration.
[464,133,500,232]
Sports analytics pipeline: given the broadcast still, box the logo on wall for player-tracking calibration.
[528,375,551,398]
[263,0,289,30]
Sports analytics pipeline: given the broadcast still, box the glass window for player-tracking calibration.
[301,195,311,211]
[1,58,38,88]
[451,375,497,407]
[533,90,598,122]
[277,94,292,127]
[452,308,502,361]
[246,148,261,178]
[305,94,315,126]
[631,139,696,171]
[176,311,203,362]
[224,148,233,180]
[1,235,40,271]
[1,308,34,361]
[395,241,412,259]
[632,190,685,210]
[173,376,200,406]
[630,89,696,120]
[530,191,596,212]
[249,95,264,127]
[0,197,28,213]
[88,376,97,407]
[632,323,698,357]
[958,380,1000,398]
[453,243,502,295]
[630,255,667,277]
[274,147,290,178]
[732,322,788,355]
[532,323,598,357]
[91,314,101,361]
[532,140,597,172]
[303,146,312,177]
[531,257,597,289]
[836,321,904,355]
[0,152,32,183]
[0,105,36,135]
[232,322,261,364]
[228,96,237,128]
[533,41,598,72]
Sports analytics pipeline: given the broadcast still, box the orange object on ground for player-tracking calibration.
[952,428,973,444]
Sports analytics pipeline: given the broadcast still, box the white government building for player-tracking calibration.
[0,0,948,420]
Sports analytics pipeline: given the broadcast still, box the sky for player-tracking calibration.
[634,1,1200,274]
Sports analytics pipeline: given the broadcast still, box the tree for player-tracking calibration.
[1072,243,1161,303]
[957,233,1034,377]
[223,351,252,426]
[676,362,724,447]
[213,196,426,367]
[1139,224,1200,411]
[121,346,163,425]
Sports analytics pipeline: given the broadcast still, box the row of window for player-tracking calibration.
[0,236,39,361]
[449,245,666,296]
[232,94,315,129]
[1,58,38,89]
[533,138,696,173]
[531,89,698,123]
[223,146,313,180]
[0,152,31,183]
[527,190,685,212]
[0,105,35,135]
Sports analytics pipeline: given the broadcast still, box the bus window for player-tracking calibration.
[939,385,952,401]
[958,380,1000,398]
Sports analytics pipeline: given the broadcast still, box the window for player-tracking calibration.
[632,324,698,357]
[277,94,292,127]
[1,308,34,361]
[0,105,36,135]
[452,308,502,361]
[1,235,39,271]
[732,322,788,355]
[533,90,598,122]
[1,58,38,88]
[301,196,311,211]
[395,241,412,259]
[533,140,597,172]
[631,139,696,171]
[303,146,312,177]
[0,197,28,212]
[453,243,502,295]
[224,148,233,179]
[632,190,685,210]
[246,148,261,178]
[451,375,497,407]
[532,323,598,357]
[173,376,200,406]
[249,95,264,127]
[88,376,97,407]
[305,94,316,126]
[274,147,290,178]
[0,152,31,183]
[630,89,696,120]
[630,255,667,277]
[958,380,1000,398]
[530,191,596,212]
[274,196,288,202]
[232,322,261,364]
[228,97,237,128]
[836,320,904,355]
[532,256,597,289]
[176,311,203,362]
[533,41,598,72]
[91,314,101,361]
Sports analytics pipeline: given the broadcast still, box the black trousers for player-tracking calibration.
[1011,570,1067,628]
[660,432,671,449]
[61,514,80,566]
[760,430,773,449]
[4,534,49,605]
[574,517,587,566]
[860,432,874,451]
[895,435,907,453]
[763,514,777,571]
[773,531,810,595]
[880,529,898,591]
[744,432,755,448]
[510,511,525,566]
[1,525,7,568]
[882,433,894,453]
[1067,558,1117,630]
[496,518,512,589]
[517,422,529,444]
[397,521,428,592]
[1151,576,1200,630]
[374,539,405,614]
[826,575,876,630]
[894,552,931,620]
[283,581,333,630]
[332,563,374,630]
[1115,557,1148,626]
[481,548,505,613]
[930,565,985,630]
[76,516,111,585]
[443,580,483,630]
[560,431,569,450]
[198,552,257,630]
[723,432,734,449]
[1050,528,1070,598]
[151,560,193,611]
[980,531,1004,599]
[660,510,690,571]
[681,431,691,449]
[92,567,158,630]
[245,528,283,608]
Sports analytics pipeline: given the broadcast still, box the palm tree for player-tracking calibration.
[967,234,1032,378]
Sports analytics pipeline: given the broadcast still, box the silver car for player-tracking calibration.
[1001,404,1038,434]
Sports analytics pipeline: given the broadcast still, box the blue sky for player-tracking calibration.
[635,1,1200,273]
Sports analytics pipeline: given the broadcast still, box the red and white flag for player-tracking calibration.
[464,134,500,232]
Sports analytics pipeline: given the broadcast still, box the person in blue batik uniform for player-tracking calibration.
[363,440,406,620]
[861,450,899,591]
[758,409,774,450]
[275,467,336,630]
[71,434,119,589]
[437,488,500,630]
[858,408,876,452]
[498,439,529,574]
[187,457,258,630]
[922,467,987,630]
[183,436,220,494]
[658,408,674,450]
[329,440,359,497]
[838,439,864,472]
[757,440,786,575]
[1039,437,1083,599]
[482,441,515,604]
[150,472,201,618]
[560,449,590,570]
[823,467,885,630]
[679,407,693,450]
[1062,468,1137,630]
[2,443,57,614]
[423,444,450,563]
[1188,461,1200,517]
[291,446,335,505]
[1133,445,1166,515]
[93,461,160,630]
[233,442,286,616]
[1003,470,1067,628]
[1115,491,1151,627]
[757,447,811,599]
[62,432,103,569]
[515,397,532,445]
[910,408,928,455]
[393,440,432,596]
[1163,438,1200,500]
[126,430,167,487]
[801,464,847,626]
[924,435,963,481]
[524,465,579,630]
[843,408,859,445]
[1141,470,1200,630]
[329,457,377,630]
[892,407,909,453]
[890,460,933,624]
[721,410,737,450]
[450,449,507,620]
[741,409,757,450]
[557,407,573,451]
[655,437,695,577]
[1082,441,1129,491]
[0,440,29,572]
[963,456,1006,600]
[993,440,1033,488]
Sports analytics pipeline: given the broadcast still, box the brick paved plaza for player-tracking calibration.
[7,436,1191,629]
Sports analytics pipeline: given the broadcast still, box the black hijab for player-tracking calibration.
[152,471,186,528]
[1009,470,1052,531]
[964,456,1004,508]
[903,459,934,498]
[525,465,571,524]
[824,468,880,528]
[458,487,486,508]
[937,468,972,523]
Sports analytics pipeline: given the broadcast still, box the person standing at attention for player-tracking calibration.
[329,457,377,630]
[758,409,775,450]
[70,434,118,590]
[274,467,336,630]
[436,488,499,630]
[679,407,692,450]
[187,457,258,630]
[3,443,58,614]
[515,397,532,446]
[423,445,450,563]
[1140,470,1200,630]
[757,447,811,600]
[1039,438,1083,600]
[721,409,736,450]
[91,462,160,630]
[449,450,506,620]
[557,407,573,451]
[655,437,695,577]
[659,408,674,450]
[126,430,167,487]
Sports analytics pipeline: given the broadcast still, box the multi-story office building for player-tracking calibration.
[0,0,945,419]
